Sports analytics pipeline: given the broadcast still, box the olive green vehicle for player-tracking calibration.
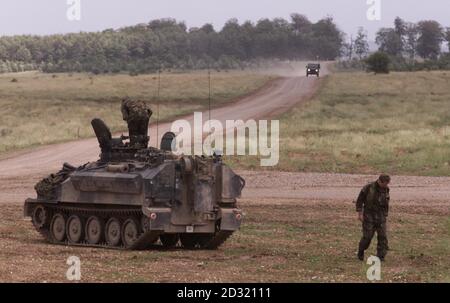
[306,63,320,77]
[24,116,245,250]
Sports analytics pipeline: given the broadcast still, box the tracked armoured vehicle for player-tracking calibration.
[24,115,245,250]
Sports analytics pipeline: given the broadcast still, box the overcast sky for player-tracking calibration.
[0,0,449,40]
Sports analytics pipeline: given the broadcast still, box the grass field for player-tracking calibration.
[1,198,448,282]
[230,70,450,176]
[0,71,272,153]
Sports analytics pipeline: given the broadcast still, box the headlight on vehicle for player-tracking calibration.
[316,69,318,72]
[308,69,311,72]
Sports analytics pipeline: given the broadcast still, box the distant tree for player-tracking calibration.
[0,61,8,73]
[189,24,217,60]
[394,17,407,37]
[219,19,244,58]
[374,17,406,57]
[239,21,255,60]
[395,17,407,55]
[9,61,19,72]
[342,35,354,60]
[310,17,343,60]
[291,13,312,35]
[376,28,403,56]
[253,18,278,58]
[404,23,419,60]
[417,20,444,59]
[445,27,450,52]
[253,18,291,58]
[365,51,390,74]
[0,45,7,60]
[290,13,312,58]
[354,27,369,60]
[15,45,32,62]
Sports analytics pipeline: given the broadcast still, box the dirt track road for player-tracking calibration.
[0,62,449,205]
[0,63,325,203]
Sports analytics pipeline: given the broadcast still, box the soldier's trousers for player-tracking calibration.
[358,212,388,258]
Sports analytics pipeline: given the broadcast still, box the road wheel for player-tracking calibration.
[67,215,85,243]
[160,234,179,248]
[32,205,49,230]
[121,218,141,249]
[50,213,66,242]
[85,216,104,245]
[105,217,122,247]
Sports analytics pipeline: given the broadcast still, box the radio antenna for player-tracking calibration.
[156,68,161,146]
[208,64,211,129]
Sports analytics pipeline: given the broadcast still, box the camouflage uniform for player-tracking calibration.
[121,98,152,148]
[356,181,390,259]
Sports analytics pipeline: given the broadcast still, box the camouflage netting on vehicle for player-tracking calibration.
[35,163,76,199]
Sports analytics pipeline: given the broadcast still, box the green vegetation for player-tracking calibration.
[230,70,450,176]
[366,52,390,74]
[0,71,272,153]
[341,17,450,72]
[280,71,450,175]
[0,16,343,74]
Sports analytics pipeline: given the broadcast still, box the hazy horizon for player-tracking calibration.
[0,0,449,41]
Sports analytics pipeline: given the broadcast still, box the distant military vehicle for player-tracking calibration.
[24,110,245,250]
[306,63,321,77]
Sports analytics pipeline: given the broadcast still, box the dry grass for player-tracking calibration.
[230,70,450,176]
[0,199,448,282]
[0,71,272,153]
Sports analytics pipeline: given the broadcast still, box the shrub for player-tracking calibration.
[365,52,390,74]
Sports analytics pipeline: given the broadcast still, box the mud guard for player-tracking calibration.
[220,208,242,231]
[142,207,171,230]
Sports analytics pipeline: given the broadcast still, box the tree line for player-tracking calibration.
[342,17,450,71]
[0,14,343,74]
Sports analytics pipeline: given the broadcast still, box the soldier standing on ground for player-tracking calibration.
[121,98,152,148]
[356,174,391,261]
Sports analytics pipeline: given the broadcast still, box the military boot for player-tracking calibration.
[357,250,364,261]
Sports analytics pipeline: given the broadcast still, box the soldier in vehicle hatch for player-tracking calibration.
[356,174,391,261]
[121,98,152,148]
